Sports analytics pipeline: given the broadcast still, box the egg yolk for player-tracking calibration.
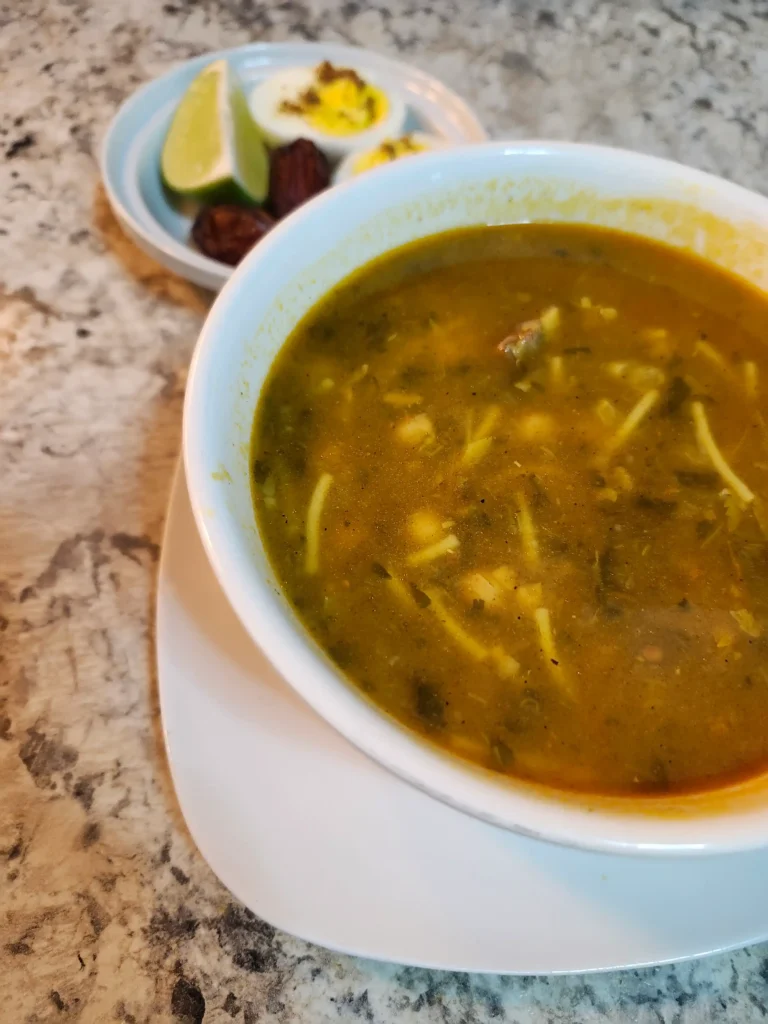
[279,63,389,136]
[353,135,427,174]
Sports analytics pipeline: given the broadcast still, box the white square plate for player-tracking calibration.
[157,464,768,974]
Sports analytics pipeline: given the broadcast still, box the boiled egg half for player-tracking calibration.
[333,132,447,183]
[249,61,407,161]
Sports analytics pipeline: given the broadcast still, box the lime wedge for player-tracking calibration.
[161,59,269,204]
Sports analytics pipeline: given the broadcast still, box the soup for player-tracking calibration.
[251,225,768,796]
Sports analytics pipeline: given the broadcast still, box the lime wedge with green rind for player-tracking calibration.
[161,59,269,204]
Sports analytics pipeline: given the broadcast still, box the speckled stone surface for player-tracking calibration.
[3,0,768,1020]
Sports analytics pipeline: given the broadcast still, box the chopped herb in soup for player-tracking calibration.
[252,224,768,796]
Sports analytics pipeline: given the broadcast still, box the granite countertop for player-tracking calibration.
[3,0,768,1020]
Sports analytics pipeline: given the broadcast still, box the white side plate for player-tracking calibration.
[157,465,768,974]
[101,41,487,291]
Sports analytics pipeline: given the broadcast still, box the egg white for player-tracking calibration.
[249,65,407,161]
[333,132,448,184]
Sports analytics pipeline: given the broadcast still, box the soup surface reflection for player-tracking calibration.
[252,225,768,795]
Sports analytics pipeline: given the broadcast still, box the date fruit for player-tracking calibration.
[268,138,330,219]
[191,204,275,266]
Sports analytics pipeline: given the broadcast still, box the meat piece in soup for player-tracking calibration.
[252,224,768,796]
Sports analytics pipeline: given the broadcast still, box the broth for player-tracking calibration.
[252,225,768,796]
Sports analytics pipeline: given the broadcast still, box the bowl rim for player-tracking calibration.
[183,138,768,856]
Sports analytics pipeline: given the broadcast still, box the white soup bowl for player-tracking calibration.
[184,141,768,856]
